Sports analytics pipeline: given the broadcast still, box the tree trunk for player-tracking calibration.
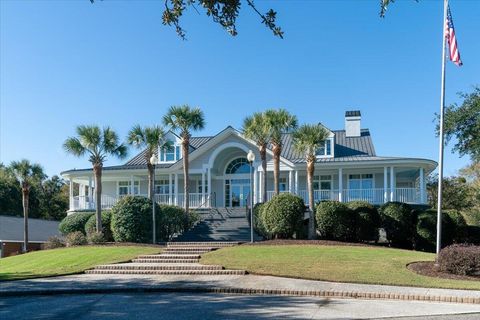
[93,163,103,233]
[260,145,267,203]
[182,135,190,217]
[307,159,316,239]
[22,186,29,253]
[272,143,281,195]
[147,161,154,200]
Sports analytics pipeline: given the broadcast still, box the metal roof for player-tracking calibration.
[0,215,60,242]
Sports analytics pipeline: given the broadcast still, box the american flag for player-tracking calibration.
[445,5,462,66]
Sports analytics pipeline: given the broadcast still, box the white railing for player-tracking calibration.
[266,190,290,201]
[395,188,420,204]
[343,188,385,204]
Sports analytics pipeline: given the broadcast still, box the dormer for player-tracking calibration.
[315,124,335,158]
[158,132,183,163]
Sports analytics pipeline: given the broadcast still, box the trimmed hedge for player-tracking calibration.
[316,201,356,241]
[262,193,305,239]
[111,196,155,243]
[438,244,480,276]
[156,204,191,241]
[58,212,94,236]
[347,201,380,242]
[379,202,416,249]
[253,203,268,238]
[85,211,113,241]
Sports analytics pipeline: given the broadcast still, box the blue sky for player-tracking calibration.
[1,0,479,177]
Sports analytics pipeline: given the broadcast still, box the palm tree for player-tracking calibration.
[163,105,205,214]
[10,159,46,253]
[293,124,329,239]
[265,108,298,195]
[127,125,166,200]
[242,112,270,203]
[64,125,127,232]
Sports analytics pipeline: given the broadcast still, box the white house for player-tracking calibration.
[61,111,437,212]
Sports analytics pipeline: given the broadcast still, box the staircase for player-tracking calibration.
[174,207,263,242]
[86,242,246,276]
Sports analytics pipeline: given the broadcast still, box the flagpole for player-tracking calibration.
[436,0,448,257]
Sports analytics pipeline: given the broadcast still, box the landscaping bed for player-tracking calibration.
[245,239,374,247]
[408,261,480,282]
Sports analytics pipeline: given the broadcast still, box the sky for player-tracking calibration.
[1,0,479,178]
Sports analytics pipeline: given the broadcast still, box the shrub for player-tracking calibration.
[85,211,113,241]
[316,201,356,241]
[65,231,87,247]
[58,212,94,236]
[87,232,106,244]
[416,209,468,252]
[262,193,305,239]
[379,202,416,249]
[111,196,154,243]
[347,201,380,242]
[466,225,480,244]
[156,205,190,241]
[252,203,268,238]
[438,244,480,276]
[43,236,65,249]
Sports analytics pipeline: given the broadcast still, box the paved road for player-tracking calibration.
[1,292,479,320]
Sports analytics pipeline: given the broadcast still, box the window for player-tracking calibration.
[313,175,332,190]
[197,179,208,194]
[279,177,287,191]
[225,158,250,174]
[316,139,332,157]
[348,174,373,189]
[155,179,173,194]
[159,142,182,162]
[118,181,139,195]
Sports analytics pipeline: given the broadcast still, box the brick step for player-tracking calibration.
[132,259,200,264]
[164,247,217,251]
[167,242,240,247]
[85,269,246,275]
[138,254,201,259]
[93,263,223,271]
[163,249,215,254]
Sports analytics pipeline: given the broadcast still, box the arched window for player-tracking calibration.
[225,158,250,174]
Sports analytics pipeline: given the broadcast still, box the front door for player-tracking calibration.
[230,180,250,207]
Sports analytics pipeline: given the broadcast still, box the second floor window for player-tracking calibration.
[159,143,181,162]
[316,139,332,157]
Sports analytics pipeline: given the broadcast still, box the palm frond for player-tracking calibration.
[292,124,329,158]
[163,104,205,136]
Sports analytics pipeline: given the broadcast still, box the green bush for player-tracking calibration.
[466,225,480,244]
[43,236,65,249]
[379,202,416,249]
[316,201,356,241]
[111,196,155,243]
[416,209,468,252]
[85,211,113,241]
[65,231,87,247]
[156,205,190,241]
[58,212,94,236]
[347,201,380,242]
[253,203,268,238]
[262,194,305,239]
[87,232,106,244]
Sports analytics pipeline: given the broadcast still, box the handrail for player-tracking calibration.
[197,192,213,209]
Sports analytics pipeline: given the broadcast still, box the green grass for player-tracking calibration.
[0,245,161,281]
[201,245,480,290]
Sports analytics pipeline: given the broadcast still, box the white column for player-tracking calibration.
[169,174,173,205]
[201,171,206,204]
[130,175,134,195]
[69,179,74,211]
[174,173,178,205]
[288,170,293,194]
[419,167,425,204]
[383,167,388,203]
[338,168,343,202]
[79,184,85,197]
[258,169,263,202]
[207,168,212,207]
[294,170,299,194]
[88,176,92,198]
[390,166,395,201]
[253,168,258,204]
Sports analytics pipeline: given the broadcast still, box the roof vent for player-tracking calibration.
[345,110,361,137]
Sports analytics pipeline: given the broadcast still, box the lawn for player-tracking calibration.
[201,245,480,290]
[0,245,161,281]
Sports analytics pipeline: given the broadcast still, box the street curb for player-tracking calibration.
[1,286,479,304]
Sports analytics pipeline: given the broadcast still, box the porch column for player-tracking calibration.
[207,168,212,207]
[69,179,74,211]
[294,170,299,194]
[130,175,134,195]
[88,176,93,210]
[253,168,258,204]
[383,167,388,203]
[258,169,263,202]
[174,173,178,205]
[338,168,343,202]
[169,174,173,205]
[288,170,293,194]
[390,166,395,201]
[201,171,206,204]
[419,167,425,204]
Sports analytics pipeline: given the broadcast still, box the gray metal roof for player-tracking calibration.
[0,215,60,242]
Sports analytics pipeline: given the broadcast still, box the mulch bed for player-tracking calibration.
[244,239,378,247]
[407,261,480,281]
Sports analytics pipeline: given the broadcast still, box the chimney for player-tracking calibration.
[345,110,361,137]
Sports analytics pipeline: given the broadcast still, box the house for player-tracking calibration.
[0,215,60,258]
[61,111,437,212]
